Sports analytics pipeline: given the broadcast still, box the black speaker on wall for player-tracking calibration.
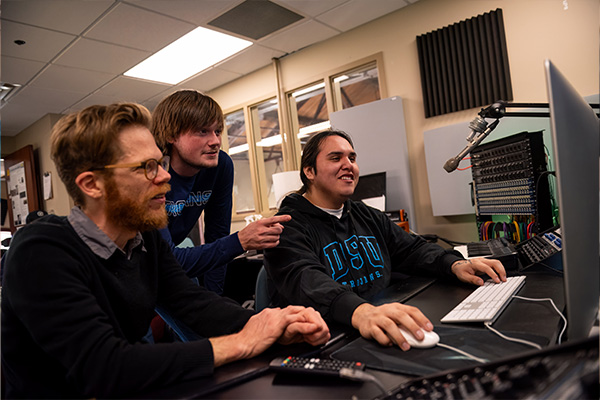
[417,9,513,118]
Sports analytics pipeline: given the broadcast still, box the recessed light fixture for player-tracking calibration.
[124,27,252,85]
[0,82,22,105]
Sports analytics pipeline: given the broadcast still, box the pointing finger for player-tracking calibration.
[261,215,292,225]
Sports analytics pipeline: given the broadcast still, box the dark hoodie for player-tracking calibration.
[263,193,463,327]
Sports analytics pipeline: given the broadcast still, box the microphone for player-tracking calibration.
[443,144,475,173]
[443,117,500,173]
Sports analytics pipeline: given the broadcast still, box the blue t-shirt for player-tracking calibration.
[160,150,244,294]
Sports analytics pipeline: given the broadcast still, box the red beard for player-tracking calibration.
[104,177,170,232]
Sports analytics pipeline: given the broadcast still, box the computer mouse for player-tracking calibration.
[399,328,439,349]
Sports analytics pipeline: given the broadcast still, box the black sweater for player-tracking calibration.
[264,193,463,326]
[1,215,254,398]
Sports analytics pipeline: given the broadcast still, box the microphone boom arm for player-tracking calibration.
[443,119,500,173]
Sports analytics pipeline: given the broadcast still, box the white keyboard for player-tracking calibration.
[441,276,526,323]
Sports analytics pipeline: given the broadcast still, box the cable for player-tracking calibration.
[417,233,468,247]
[340,368,387,394]
[299,332,347,358]
[521,261,564,275]
[512,220,520,242]
[484,322,542,350]
[436,342,488,364]
[513,295,567,344]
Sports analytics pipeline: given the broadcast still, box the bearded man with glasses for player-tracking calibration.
[0,103,329,399]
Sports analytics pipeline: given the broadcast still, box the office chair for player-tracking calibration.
[254,266,271,312]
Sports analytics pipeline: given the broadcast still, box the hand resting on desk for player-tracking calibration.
[210,306,330,367]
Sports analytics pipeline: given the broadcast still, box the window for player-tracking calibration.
[225,109,255,214]
[251,99,283,210]
[224,55,384,219]
[331,63,381,110]
[288,82,330,149]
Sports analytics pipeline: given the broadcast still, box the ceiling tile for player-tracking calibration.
[10,86,87,111]
[1,0,114,35]
[215,45,285,75]
[317,0,408,32]
[180,67,242,92]
[85,2,195,52]
[1,56,46,86]
[208,0,304,40]
[125,0,239,26]
[1,87,87,135]
[273,0,346,18]
[259,20,339,53]
[95,76,172,103]
[1,20,76,62]
[1,101,49,136]
[65,93,137,115]
[54,38,150,74]
[142,88,181,112]
[29,64,116,93]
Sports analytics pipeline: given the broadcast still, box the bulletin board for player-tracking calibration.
[4,145,41,233]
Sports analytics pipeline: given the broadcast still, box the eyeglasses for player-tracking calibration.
[91,156,170,181]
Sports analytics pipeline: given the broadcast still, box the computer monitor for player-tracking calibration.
[350,172,386,201]
[350,171,386,211]
[545,59,599,341]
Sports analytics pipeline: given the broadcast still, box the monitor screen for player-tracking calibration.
[545,59,599,341]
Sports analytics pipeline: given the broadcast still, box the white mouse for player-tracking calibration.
[399,328,440,349]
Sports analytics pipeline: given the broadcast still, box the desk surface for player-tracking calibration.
[141,268,565,399]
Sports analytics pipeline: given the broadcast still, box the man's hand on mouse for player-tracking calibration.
[351,303,435,351]
[451,257,507,286]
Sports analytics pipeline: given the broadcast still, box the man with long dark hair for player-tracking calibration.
[264,130,505,350]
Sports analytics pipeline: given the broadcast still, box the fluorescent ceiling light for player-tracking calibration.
[125,27,252,85]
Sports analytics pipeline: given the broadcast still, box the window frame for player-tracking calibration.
[222,53,386,221]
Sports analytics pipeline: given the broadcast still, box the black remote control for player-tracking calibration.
[269,356,365,377]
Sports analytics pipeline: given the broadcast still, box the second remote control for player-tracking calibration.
[269,356,365,376]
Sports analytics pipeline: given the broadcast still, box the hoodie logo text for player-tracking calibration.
[323,235,384,286]
[165,191,212,217]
